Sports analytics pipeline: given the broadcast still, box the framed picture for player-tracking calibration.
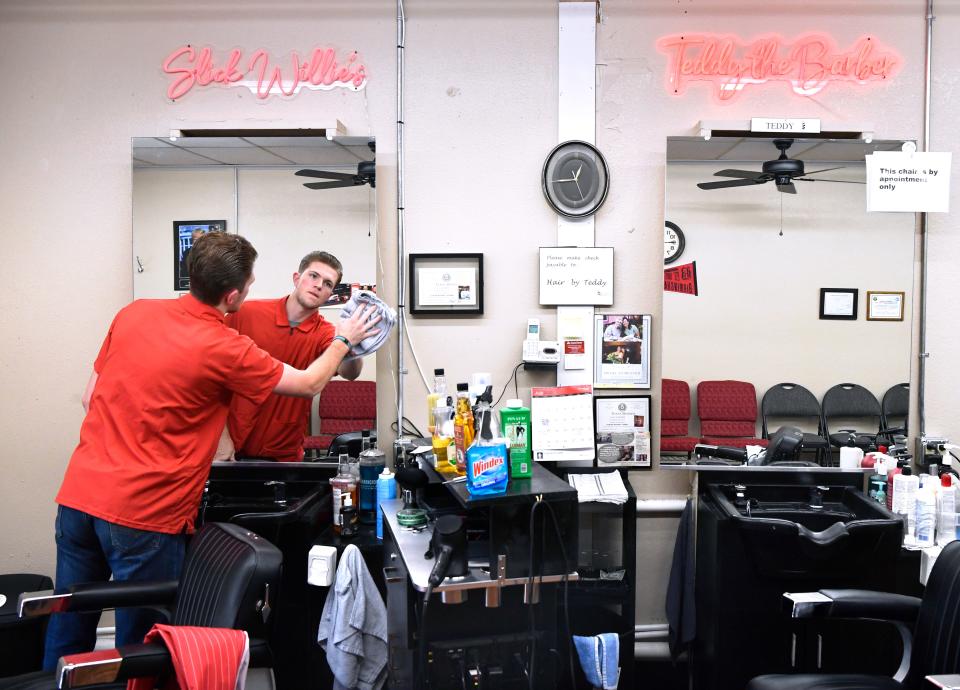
[173,220,226,291]
[409,253,484,315]
[594,314,652,389]
[819,288,858,320]
[322,282,376,307]
[593,394,652,469]
[866,291,906,321]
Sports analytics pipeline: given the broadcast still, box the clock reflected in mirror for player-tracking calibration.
[664,220,685,265]
[542,140,610,218]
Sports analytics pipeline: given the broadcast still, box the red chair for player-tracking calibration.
[303,380,376,457]
[660,379,701,458]
[697,380,767,448]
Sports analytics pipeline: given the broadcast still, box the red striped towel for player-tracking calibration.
[127,625,249,690]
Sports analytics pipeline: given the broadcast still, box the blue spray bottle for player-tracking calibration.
[465,386,509,497]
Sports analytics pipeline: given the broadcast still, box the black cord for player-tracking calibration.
[543,500,576,687]
[418,584,434,689]
[528,499,543,690]
[494,362,524,407]
[390,416,425,438]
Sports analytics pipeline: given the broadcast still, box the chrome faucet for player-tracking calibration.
[264,480,287,506]
[810,485,828,510]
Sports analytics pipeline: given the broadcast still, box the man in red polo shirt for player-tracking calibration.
[222,251,363,462]
[45,233,380,670]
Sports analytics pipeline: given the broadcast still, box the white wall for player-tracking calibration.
[3,0,957,629]
[663,161,913,435]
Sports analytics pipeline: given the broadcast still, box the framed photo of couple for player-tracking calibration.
[594,313,652,389]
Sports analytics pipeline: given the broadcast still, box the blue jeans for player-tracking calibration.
[42,505,186,671]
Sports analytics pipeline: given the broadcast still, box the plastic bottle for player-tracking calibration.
[894,466,919,543]
[886,464,902,511]
[938,474,957,546]
[868,460,887,502]
[427,368,446,435]
[340,494,358,538]
[376,467,397,540]
[432,401,456,470]
[875,483,886,507]
[915,484,937,546]
[500,399,532,479]
[465,386,509,497]
[453,383,475,476]
[358,432,386,524]
[330,453,358,535]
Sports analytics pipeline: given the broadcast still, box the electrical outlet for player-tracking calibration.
[922,436,949,452]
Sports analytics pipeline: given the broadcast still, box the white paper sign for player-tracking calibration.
[750,117,821,134]
[539,247,614,305]
[866,151,952,213]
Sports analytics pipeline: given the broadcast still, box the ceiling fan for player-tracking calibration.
[295,140,376,190]
[696,138,864,194]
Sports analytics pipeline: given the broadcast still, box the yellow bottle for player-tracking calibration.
[426,368,446,435]
[453,383,474,476]
[432,401,456,472]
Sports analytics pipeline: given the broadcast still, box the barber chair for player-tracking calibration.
[0,522,281,690]
[0,574,53,678]
[747,540,960,690]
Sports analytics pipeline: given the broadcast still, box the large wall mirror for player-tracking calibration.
[662,136,914,449]
[131,134,378,435]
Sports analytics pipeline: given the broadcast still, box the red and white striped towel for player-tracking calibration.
[127,624,249,690]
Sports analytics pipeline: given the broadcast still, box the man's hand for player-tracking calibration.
[335,304,382,348]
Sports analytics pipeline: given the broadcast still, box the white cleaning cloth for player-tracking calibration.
[339,291,397,361]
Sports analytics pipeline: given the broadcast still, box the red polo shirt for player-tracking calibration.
[56,295,284,534]
[225,298,335,462]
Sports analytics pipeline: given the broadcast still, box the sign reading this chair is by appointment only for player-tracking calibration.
[539,247,614,305]
[866,151,952,213]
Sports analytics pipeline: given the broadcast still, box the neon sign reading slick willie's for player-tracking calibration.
[656,33,899,101]
[162,46,368,100]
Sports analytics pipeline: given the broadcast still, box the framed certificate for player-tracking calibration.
[866,291,906,321]
[819,288,858,320]
[409,253,484,315]
[593,394,652,469]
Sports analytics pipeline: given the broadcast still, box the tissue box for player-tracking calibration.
[307,545,337,587]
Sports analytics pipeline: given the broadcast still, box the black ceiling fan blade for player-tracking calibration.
[777,182,797,194]
[697,178,767,190]
[795,178,866,184]
[295,169,356,182]
[802,166,845,176]
[303,180,354,190]
[713,169,766,179]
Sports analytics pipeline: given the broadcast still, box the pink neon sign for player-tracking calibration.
[162,46,367,101]
[656,33,899,101]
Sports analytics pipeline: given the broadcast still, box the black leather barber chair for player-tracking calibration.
[0,522,282,690]
[0,574,53,677]
[748,540,960,690]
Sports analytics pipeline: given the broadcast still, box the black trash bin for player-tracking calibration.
[0,573,52,677]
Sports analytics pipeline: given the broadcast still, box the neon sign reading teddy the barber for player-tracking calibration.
[656,33,899,101]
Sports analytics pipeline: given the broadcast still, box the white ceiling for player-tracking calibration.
[667,136,906,163]
[131,136,374,169]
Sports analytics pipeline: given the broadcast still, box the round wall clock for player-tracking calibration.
[542,141,610,218]
[664,221,685,264]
